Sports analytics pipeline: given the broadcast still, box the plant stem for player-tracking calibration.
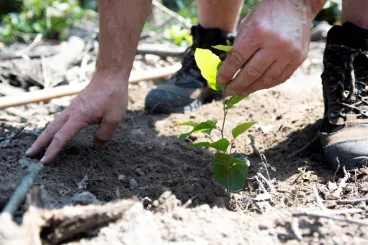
[226,169,230,193]
[220,90,228,140]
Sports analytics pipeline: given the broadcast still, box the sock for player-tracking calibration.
[191,24,234,48]
[341,22,368,49]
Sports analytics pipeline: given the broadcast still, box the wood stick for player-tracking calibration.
[136,45,186,57]
[293,211,368,226]
[0,123,28,148]
[0,64,181,109]
[336,198,368,205]
[313,185,328,212]
[2,161,43,215]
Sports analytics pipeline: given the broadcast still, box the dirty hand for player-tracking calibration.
[26,70,128,164]
[217,0,318,96]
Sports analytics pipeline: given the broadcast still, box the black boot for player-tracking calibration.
[320,22,368,169]
[144,24,234,114]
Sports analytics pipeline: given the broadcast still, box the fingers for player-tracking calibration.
[41,119,87,164]
[94,120,119,148]
[238,62,296,96]
[225,49,274,96]
[26,112,68,158]
[217,35,259,85]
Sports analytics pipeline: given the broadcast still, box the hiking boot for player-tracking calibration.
[321,22,368,169]
[145,25,234,114]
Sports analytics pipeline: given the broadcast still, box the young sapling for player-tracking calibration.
[176,42,256,192]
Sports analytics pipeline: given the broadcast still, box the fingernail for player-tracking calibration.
[40,156,47,164]
[25,148,33,156]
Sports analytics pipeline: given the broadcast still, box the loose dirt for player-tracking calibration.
[1,49,368,244]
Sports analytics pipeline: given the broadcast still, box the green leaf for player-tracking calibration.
[178,132,192,140]
[212,153,249,192]
[194,48,224,91]
[226,40,232,46]
[175,121,197,127]
[192,120,217,134]
[232,122,256,139]
[191,138,230,152]
[226,95,247,109]
[212,44,233,52]
[178,120,217,140]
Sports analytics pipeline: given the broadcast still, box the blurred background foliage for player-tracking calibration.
[0,0,341,44]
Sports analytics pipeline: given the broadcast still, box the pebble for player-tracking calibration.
[358,201,366,209]
[118,174,126,182]
[70,191,102,206]
[135,168,145,176]
[130,178,138,188]
[259,224,269,230]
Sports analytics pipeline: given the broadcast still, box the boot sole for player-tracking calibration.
[145,97,203,114]
[326,153,368,170]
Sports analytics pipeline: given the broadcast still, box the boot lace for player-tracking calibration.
[171,40,202,85]
[324,45,368,119]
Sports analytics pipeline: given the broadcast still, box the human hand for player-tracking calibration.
[26,69,128,164]
[217,0,317,96]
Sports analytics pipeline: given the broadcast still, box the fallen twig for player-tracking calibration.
[313,185,327,212]
[152,0,192,28]
[333,157,341,182]
[291,217,303,241]
[0,123,28,148]
[42,199,136,244]
[2,159,43,216]
[249,135,273,180]
[15,33,43,58]
[293,211,368,226]
[336,198,368,205]
[0,64,181,109]
[333,166,350,198]
[254,175,267,194]
[137,44,186,57]
[257,173,276,194]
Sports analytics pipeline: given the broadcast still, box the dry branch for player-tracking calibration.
[137,44,186,57]
[0,64,181,109]
[313,185,327,212]
[293,211,368,226]
[42,199,136,244]
[336,198,368,205]
[0,123,28,148]
[1,160,43,216]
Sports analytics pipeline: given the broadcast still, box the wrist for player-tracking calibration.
[91,67,129,89]
[308,0,327,16]
[277,0,326,19]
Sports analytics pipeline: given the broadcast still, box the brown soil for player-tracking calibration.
[1,68,368,244]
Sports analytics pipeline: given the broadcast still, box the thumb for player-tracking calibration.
[94,120,119,148]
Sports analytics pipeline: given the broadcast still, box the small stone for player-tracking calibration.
[135,168,145,176]
[327,181,338,191]
[259,224,269,230]
[118,174,126,182]
[130,178,138,188]
[141,197,152,209]
[0,127,6,138]
[70,191,102,206]
[358,201,366,209]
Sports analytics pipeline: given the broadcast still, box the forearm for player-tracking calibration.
[273,0,326,19]
[96,0,151,79]
[307,0,327,15]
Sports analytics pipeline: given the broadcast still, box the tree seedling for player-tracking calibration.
[176,42,256,193]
